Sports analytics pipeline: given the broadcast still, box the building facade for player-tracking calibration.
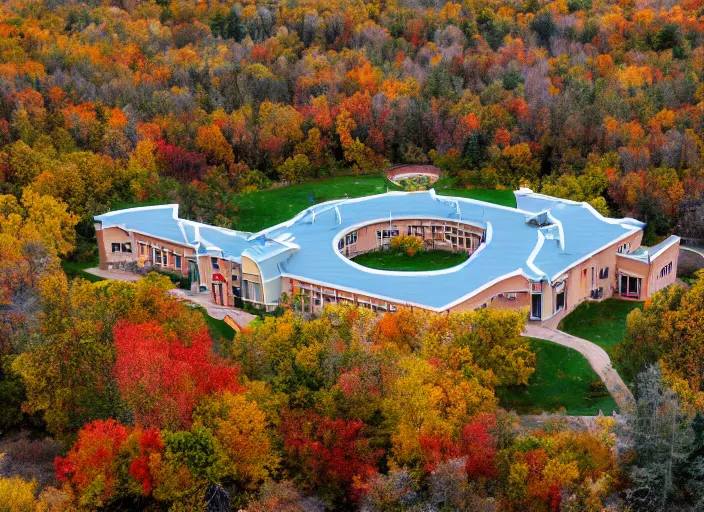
[94,189,680,321]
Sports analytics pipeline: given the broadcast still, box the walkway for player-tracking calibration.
[85,268,141,281]
[523,324,634,410]
[681,245,704,259]
[169,288,257,326]
[85,268,257,327]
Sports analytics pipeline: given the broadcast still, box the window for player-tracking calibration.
[139,244,146,255]
[111,243,121,253]
[556,290,565,311]
[122,243,132,253]
[174,255,182,269]
[154,249,162,264]
[162,251,168,266]
[617,242,631,254]
[375,230,398,246]
[620,274,641,298]
[211,257,220,270]
[659,262,673,278]
[242,280,262,303]
[338,239,344,250]
[599,267,609,279]
[346,232,357,245]
[408,225,424,237]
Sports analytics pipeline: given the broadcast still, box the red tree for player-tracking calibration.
[55,419,128,504]
[279,410,380,502]
[113,321,241,430]
[155,140,208,182]
[461,413,498,480]
[128,427,165,495]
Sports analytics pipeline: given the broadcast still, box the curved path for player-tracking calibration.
[523,324,634,410]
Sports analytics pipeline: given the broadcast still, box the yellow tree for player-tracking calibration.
[193,392,279,490]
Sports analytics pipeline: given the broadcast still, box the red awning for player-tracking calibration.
[212,273,227,283]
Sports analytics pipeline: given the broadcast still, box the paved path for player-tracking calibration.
[169,288,257,326]
[518,414,602,432]
[681,245,704,259]
[85,268,141,281]
[523,324,634,410]
[85,268,257,327]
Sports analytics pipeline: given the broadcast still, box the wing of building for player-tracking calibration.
[94,188,680,322]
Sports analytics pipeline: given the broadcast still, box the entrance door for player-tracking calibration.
[188,260,199,289]
[531,293,542,320]
[619,274,641,298]
[212,283,224,305]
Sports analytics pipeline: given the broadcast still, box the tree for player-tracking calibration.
[12,274,205,438]
[279,410,379,504]
[113,321,242,430]
[55,419,129,507]
[193,391,279,490]
[0,187,78,258]
[617,365,697,511]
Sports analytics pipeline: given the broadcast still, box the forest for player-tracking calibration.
[1,0,704,243]
[1,0,704,509]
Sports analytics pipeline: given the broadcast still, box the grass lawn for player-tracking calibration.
[189,306,237,351]
[558,298,643,353]
[114,173,516,233]
[230,174,402,232]
[433,176,517,208]
[61,259,104,283]
[351,249,468,271]
[496,338,618,416]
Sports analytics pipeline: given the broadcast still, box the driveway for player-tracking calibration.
[523,324,634,410]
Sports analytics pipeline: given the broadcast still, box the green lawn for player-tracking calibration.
[496,338,618,416]
[107,174,515,232]
[189,306,237,352]
[351,249,468,271]
[230,175,401,232]
[558,298,643,352]
[106,173,514,234]
[61,259,105,283]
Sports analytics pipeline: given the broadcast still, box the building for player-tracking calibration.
[94,188,680,322]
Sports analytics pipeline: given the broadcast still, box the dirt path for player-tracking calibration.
[523,324,634,410]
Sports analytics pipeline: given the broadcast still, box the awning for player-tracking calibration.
[212,273,227,283]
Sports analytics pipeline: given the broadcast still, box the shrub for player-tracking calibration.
[390,235,425,257]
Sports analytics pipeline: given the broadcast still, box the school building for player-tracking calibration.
[94,189,680,322]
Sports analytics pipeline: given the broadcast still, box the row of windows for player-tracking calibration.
[376,229,400,243]
[135,243,183,269]
[617,243,631,254]
[111,242,132,253]
[659,261,673,278]
[338,231,358,250]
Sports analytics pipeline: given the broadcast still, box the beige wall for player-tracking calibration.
[98,226,135,268]
[449,274,531,313]
[646,242,679,296]
[96,226,195,276]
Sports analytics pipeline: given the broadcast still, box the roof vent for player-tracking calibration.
[525,211,551,227]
